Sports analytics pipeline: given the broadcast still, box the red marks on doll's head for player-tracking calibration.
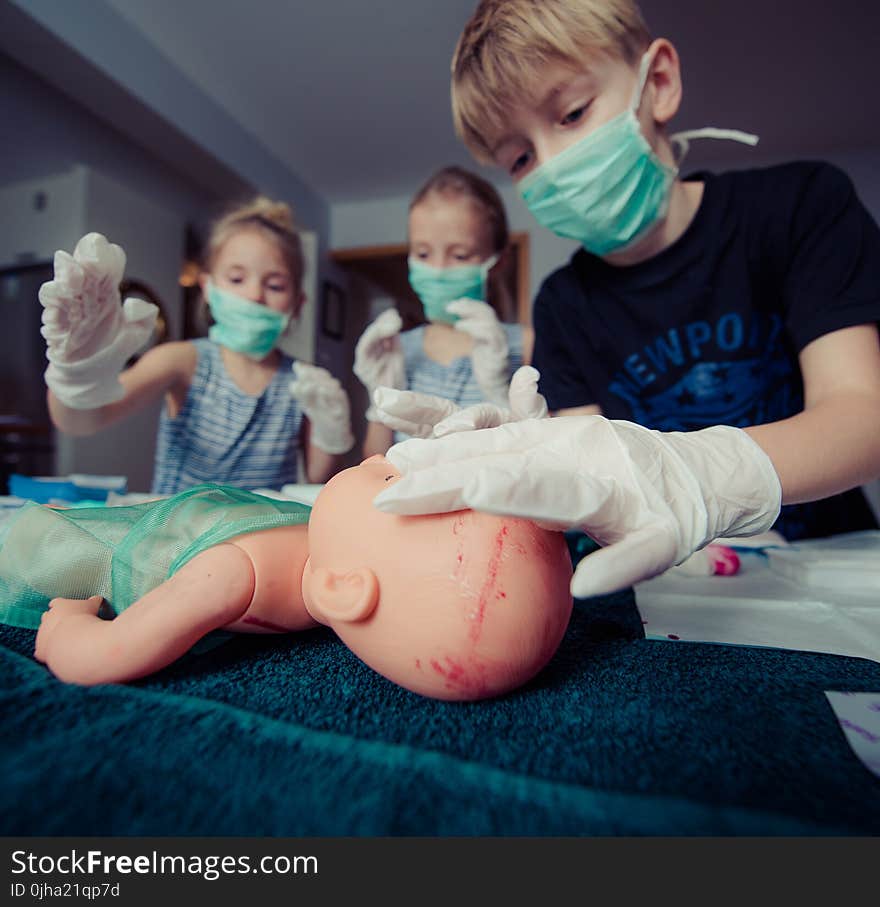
[469,524,509,642]
[430,656,489,698]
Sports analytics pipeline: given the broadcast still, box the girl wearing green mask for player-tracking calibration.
[354,166,534,458]
[41,197,354,495]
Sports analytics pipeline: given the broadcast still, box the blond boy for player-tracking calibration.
[374,0,880,597]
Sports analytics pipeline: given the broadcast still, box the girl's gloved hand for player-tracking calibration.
[371,365,547,439]
[446,298,510,406]
[373,415,782,599]
[352,309,406,421]
[289,362,355,454]
[39,233,158,409]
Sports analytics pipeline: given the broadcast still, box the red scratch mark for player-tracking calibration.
[430,656,489,697]
[242,615,290,633]
[415,658,422,670]
[470,524,508,643]
[452,514,466,579]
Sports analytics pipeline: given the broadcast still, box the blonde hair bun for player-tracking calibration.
[204,195,304,287]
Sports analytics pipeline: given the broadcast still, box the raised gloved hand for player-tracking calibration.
[352,308,406,421]
[373,415,781,599]
[446,298,510,406]
[39,233,158,409]
[288,362,355,454]
[371,364,548,439]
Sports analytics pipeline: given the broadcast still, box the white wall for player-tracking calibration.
[0,51,214,231]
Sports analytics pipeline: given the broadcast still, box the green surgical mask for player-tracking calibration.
[408,254,499,324]
[519,51,758,256]
[207,281,290,359]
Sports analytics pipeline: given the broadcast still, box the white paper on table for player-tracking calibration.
[634,532,880,664]
[259,484,324,506]
[824,692,880,778]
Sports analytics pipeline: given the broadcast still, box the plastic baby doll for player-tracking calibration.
[1,459,573,700]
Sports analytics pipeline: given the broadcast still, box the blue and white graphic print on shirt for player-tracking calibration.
[151,339,303,494]
[606,312,797,430]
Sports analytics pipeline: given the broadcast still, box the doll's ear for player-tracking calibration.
[302,560,379,624]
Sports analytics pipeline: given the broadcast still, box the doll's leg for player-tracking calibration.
[33,543,255,685]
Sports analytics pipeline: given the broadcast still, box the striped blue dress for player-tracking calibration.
[395,323,524,442]
[151,339,303,494]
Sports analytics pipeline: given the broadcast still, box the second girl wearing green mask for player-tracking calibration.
[353,165,534,458]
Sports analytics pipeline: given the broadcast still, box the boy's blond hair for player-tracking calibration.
[204,195,304,291]
[451,0,652,163]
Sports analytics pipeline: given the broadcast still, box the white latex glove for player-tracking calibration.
[352,309,405,421]
[446,298,510,406]
[39,233,158,410]
[371,364,547,439]
[373,415,782,599]
[289,362,355,454]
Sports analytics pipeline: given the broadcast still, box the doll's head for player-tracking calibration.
[301,456,573,700]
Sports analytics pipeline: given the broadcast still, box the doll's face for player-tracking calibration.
[302,457,573,701]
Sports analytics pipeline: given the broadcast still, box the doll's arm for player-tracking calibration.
[34,543,255,685]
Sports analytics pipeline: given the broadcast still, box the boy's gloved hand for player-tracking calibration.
[446,299,510,406]
[39,233,158,410]
[371,365,547,438]
[289,362,355,454]
[373,415,782,599]
[352,309,406,421]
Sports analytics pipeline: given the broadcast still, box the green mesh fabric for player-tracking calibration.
[0,484,312,630]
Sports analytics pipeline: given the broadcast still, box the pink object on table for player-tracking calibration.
[707,544,740,576]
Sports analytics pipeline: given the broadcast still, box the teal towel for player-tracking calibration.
[2,586,879,835]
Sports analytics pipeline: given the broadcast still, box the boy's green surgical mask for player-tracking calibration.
[408,254,499,324]
[207,281,291,359]
[519,51,758,256]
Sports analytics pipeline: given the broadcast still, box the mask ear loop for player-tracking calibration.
[479,252,501,304]
[634,48,759,169]
[631,50,655,113]
[669,128,760,167]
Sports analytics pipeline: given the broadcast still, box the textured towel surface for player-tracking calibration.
[2,588,879,836]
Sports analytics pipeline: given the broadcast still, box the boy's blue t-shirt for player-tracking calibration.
[532,161,880,541]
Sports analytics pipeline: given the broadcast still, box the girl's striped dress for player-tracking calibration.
[395,322,524,442]
[151,339,303,494]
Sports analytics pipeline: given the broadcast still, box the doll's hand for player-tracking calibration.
[371,365,547,439]
[289,362,355,454]
[39,233,158,409]
[352,309,406,420]
[446,298,509,406]
[34,596,108,684]
[374,416,781,599]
